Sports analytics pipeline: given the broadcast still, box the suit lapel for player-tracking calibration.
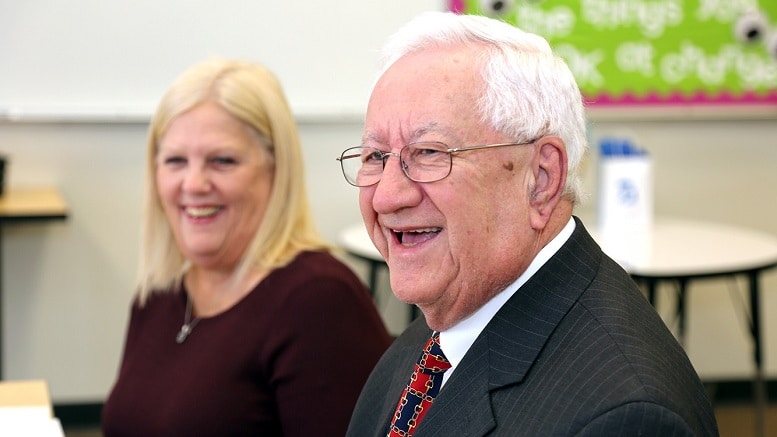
[417,218,602,436]
[416,336,496,436]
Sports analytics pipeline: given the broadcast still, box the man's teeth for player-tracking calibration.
[186,206,221,218]
[394,227,442,245]
[406,227,440,233]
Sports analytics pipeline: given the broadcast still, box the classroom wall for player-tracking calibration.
[1,1,776,404]
[1,0,441,120]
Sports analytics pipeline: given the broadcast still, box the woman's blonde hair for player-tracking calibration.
[137,58,328,303]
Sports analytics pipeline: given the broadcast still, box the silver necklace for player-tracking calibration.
[176,296,201,344]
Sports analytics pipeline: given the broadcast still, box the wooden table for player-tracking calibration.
[0,189,68,223]
[0,188,69,378]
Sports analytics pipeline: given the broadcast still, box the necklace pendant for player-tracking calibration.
[176,324,191,344]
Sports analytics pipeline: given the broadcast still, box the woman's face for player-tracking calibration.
[156,101,274,271]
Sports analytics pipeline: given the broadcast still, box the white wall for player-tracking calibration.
[1,0,776,404]
[0,0,439,119]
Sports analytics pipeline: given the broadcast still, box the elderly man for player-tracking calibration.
[339,11,718,437]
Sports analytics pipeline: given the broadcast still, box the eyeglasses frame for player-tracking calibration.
[336,138,539,187]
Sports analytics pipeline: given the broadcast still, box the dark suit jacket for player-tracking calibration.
[347,217,719,436]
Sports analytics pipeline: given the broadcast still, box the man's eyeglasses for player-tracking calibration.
[336,139,537,187]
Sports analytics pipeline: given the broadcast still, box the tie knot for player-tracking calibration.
[418,333,451,374]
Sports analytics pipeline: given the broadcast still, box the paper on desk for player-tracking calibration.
[0,406,64,436]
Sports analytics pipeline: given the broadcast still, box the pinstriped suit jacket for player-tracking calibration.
[347,217,719,436]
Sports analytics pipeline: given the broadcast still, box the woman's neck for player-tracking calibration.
[184,265,268,317]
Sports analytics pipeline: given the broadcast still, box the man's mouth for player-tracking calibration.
[393,227,442,246]
[184,206,222,218]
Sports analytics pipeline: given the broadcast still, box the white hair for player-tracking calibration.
[374,11,588,203]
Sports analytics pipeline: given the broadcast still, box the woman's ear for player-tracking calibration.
[529,136,567,230]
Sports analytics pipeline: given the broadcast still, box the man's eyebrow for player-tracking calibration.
[362,122,448,146]
[362,132,384,146]
[410,122,441,142]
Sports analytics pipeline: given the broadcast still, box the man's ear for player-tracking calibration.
[529,136,567,230]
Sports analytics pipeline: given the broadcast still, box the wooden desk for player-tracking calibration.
[0,189,68,223]
[339,217,777,435]
[0,188,69,379]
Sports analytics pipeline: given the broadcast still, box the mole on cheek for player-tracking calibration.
[502,161,514,171]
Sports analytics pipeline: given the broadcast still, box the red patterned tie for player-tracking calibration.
[387,332,451,437]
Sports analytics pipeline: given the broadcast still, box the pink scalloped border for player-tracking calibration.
[586,90,777,106]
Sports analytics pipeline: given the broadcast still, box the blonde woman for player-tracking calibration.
[102,59,392,437]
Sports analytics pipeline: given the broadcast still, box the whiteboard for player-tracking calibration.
[0,0,442,122]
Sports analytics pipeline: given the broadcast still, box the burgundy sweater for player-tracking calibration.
[102,251,392,436]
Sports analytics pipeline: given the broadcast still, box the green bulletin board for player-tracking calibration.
[450,0,777,110]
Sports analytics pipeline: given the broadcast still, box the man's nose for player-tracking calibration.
[370,153,421,213]
[379,152,408,184]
